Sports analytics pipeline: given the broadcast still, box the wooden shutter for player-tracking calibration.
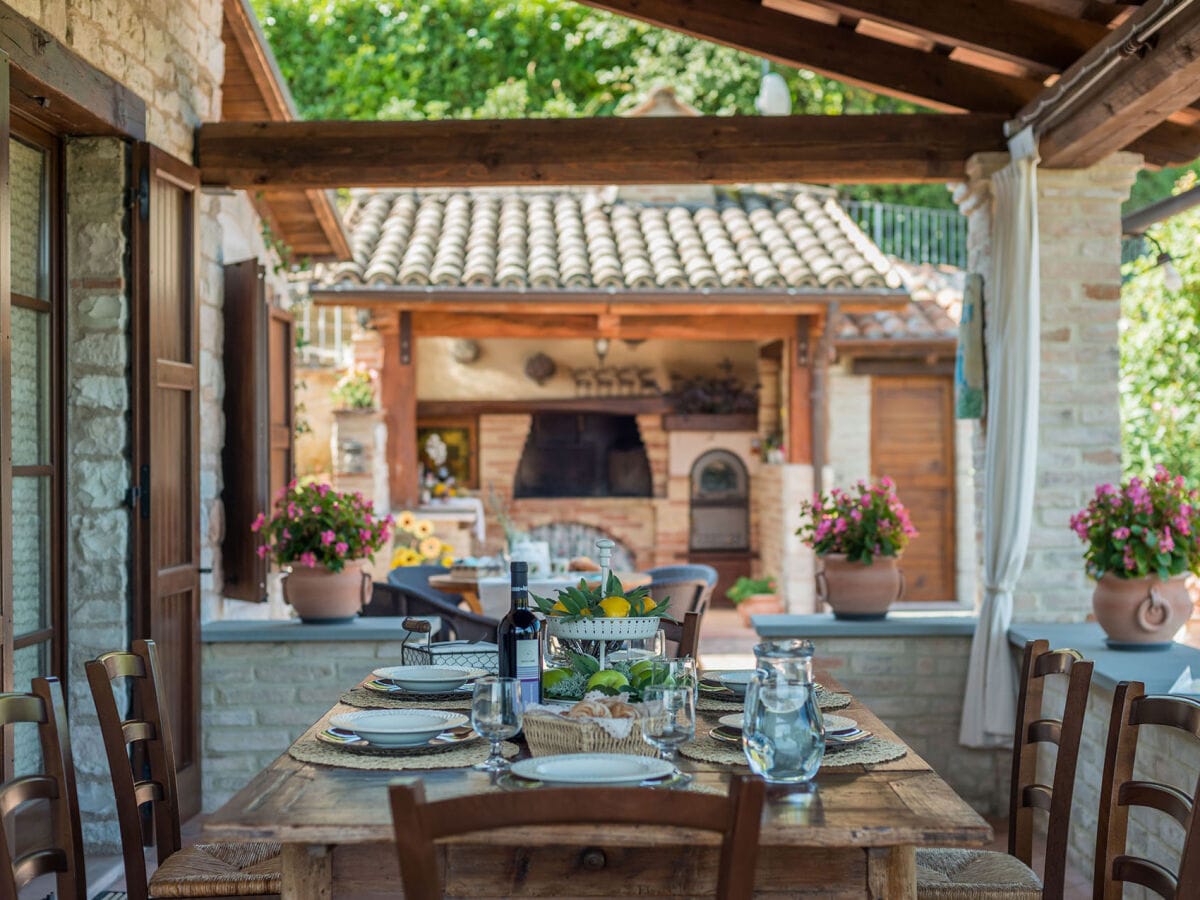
[0,51,13,782]
[221,261,293,602]
[130,144,202,818]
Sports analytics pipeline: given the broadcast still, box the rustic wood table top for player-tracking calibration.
[205,669,991,852]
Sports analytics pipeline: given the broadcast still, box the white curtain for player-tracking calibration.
[960,132,1041,748]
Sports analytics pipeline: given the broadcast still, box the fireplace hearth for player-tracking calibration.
[514,413,652,499]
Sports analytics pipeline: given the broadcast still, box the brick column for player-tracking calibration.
[954,152,1140,620]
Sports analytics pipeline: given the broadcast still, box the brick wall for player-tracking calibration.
[817,635,1009,815]
[753,464,820,612]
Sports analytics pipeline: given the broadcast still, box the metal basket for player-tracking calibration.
[400,618,499,672]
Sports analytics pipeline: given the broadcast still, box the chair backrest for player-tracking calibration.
[1007,639,1093,899]
[648,564,718,587]
[649,577,708,619]
[389,774,765,900]
[660,611,702,660]
[386,565,454,601]
[1094,682,1200,899]
[369,582,499,643]
[0,677,85,900]
[85,639,183,900]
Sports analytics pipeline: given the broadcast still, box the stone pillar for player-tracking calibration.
[954,152,1140,620]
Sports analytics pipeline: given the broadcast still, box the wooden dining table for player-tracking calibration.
[204,669,991,898]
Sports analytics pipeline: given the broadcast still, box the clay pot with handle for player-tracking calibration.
[816,553,905,621]
[283,559,373,624]
[1091,573,1192,649]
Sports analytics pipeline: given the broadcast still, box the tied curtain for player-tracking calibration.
[960,133,1041,748]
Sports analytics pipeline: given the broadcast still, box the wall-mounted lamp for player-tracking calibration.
[1145,234,1184,292]
[756,61,792,116]
[594,337,611,366]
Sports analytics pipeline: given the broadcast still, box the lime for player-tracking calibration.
[585,670,630,692]
[542,668,571,690]
[629,659,657,681]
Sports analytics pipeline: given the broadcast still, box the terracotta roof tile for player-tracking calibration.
[834,261,963,343]
[317,187,906,294]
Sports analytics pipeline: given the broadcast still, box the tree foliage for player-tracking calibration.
[251,0,953,206]
[1121,173,1200,488]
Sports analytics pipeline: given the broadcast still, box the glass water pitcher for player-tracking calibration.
[742,639,825,785]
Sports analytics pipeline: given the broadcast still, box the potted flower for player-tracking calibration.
[254,481,393,623]
[727,576,782,627]
[797,477,918,620]
[390,511,455,568]
[331,364,377,410]
[1070,466,1200,648]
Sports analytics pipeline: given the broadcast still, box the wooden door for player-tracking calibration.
[131,145,202,818]
[267,305,294,496]
[870,375,956,603]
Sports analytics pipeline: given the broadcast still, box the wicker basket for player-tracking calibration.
[522,710,665,758]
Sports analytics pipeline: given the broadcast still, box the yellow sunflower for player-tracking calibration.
[397,510,417,530]
[419,537,442,559]
[414,519,435,538]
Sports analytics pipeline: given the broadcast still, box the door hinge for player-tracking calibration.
[131,463,150,519]
[125,484,140,511]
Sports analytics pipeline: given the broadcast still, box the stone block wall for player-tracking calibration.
[64,137,133,852]
[816,635,1009,816]
[1039,676,1197,895]
[827,367,871,486]
[753,464,819,612]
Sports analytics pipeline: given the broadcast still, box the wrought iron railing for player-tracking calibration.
[842,200,968,269]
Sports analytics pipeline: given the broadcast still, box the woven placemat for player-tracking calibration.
[678,735,907,770]
[289,736,518,771]
[340,687,471,711]
[698,688,852,713]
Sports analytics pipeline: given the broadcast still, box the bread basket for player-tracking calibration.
[522,709,666,757]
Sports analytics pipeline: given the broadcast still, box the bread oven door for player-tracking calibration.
[689,450,750,552]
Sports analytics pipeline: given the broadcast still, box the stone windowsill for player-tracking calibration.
[752,611,977,638]
[1008,622,1200,694]
[200,617,438,643]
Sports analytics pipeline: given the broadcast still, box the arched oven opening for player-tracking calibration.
[688,449,749,552]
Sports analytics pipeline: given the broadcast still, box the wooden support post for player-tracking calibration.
[811,308,834,498]
[380,311,418,508]
[787,319,813,465]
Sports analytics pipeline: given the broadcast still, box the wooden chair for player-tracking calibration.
[0,677,86,900]
[916,639,1093,899]
[388,774,766,900]
[648,573,714,617]
[86,640,281,899]
[1094,682,1200,898]
[661,610,702,660]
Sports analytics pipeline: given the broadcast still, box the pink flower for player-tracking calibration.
[360,529,373,543]
[287,479,297,491]
[321,530,335,546]
[851,508,863,522]
[300,552,317,568]
[317,483,331,496]
[834,518,848,534]
[1155,465,1170,483]
[1112,527,1131,541]
[880,476,894,489]
[255,545,269,559]
[312,505,322,515]
[1161,528,1175,554]
[860,495,871,508]
[287,502,299,518]
[251,512,265,533]
[335,541,349,555]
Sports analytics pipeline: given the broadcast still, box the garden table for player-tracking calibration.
[204,669,990,898]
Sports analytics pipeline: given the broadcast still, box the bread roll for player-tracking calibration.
[568,556,601,572]
[603,700,638,719]
[565,699,610,719]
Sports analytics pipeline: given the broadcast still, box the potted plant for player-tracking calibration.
[727,576,782,627]
[797,477,918,620]
[1070,466,1200,648]
[331,364,377,410]
[254,481,393,623]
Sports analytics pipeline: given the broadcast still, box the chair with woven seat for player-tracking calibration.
[0,676,86,900]
[86,639,281,899]
[1094,682,1200,898]
[388,774,766,900]
[916,639,1093,900]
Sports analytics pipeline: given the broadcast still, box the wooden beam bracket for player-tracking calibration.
[399,311,412,366]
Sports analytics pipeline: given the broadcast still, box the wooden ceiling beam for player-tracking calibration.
[410,312,796,341]
[1022,0,1200,168]
[199,113,1010,189]
[802,0,1107,72]
[575,0,1041,112]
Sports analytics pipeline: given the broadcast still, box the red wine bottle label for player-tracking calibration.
[515,638,540,706]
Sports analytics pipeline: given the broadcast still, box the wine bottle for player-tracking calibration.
[498,560,542,706]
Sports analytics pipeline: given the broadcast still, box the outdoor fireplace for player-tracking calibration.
[689,449,750,551]
[514,413,652,498]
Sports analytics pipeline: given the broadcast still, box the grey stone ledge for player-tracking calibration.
[1008,622,1200,694]
[753,612,977,638]
[201,617,439,643]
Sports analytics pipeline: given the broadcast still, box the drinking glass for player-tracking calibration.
[742,640,825,786]
[639,684,695,765]
[471,677,523,772]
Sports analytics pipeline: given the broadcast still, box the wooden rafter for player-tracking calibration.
[1019,0,1200,167]
[576,0,1042,112]
[199,113,1010,188]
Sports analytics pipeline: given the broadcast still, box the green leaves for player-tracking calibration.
[568,651,600,677]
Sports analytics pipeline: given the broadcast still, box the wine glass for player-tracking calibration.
[471,677,523,772]
[639,684,695,766]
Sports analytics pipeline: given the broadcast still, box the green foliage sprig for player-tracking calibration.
[726,576,776,605]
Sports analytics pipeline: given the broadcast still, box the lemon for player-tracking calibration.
[542,668,571,690]
[551,600,569,614]
[598,595,631,618]
[585,670,630,692]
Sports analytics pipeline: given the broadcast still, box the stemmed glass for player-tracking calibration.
[639,684,695,768]
[471,677,523,772]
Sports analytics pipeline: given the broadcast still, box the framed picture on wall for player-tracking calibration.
[417,417,479,488]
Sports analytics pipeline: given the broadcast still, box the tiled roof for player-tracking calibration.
[835,262,961,343]
[317,188,905,293]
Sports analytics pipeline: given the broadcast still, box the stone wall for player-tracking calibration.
[753,464,820,612]
[64,137,132,852]
[816,634,1009,815]
[827,366,871,486]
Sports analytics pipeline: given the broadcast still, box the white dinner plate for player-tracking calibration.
[823,714,858,735]
[510,753,676,785]
[329,709,469,748]
[716,671,755,698]
[371,666,488,693]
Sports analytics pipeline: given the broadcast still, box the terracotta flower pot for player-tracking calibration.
[736,593,784,628]
[816,553,904,621]
[1092,572,1192,650]
[282,559,372,624]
